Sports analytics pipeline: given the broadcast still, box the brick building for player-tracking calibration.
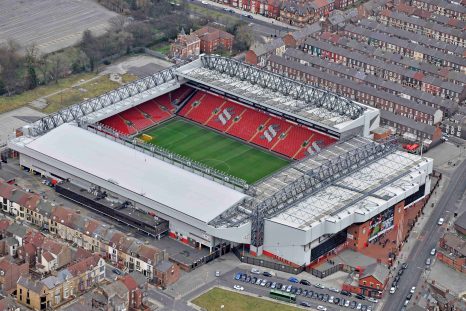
[437,232,466,274]
[170,28,200,59]
[0,256,29,294]
[192,26,234,54]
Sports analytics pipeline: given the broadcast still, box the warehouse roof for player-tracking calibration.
[20,124,247,223]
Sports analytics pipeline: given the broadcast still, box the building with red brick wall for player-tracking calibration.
[170,29,200,59]
[154,260,180,288]
[0,256,29,294]
[192,26,234,54]
[454,211,466,236]
[437,232,466,274]
[120,272,148,310]
[358,263,389,298]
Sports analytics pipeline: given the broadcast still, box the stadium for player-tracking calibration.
[8,55,433,267]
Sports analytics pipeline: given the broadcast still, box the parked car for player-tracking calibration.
[407,293,413,300]
[276,283,282,290]
[438,218,444,225]
[255,278,262,285]
[251,277,257,284]
[234,272,242,280]
[361,305,367,311]
[240,274,247,282]
[302,289,308,296]
[410,286,416,294]
[329,287,340,293]
[398,269,404,276]
[404,300,409,306]
[262,271,272,277]
[355,294,366,300]
[323,294,329,302]
[247,14,253,19]
[281,284,287,291]
[334,297,340,304]
[357,303,362,310]
[296,288,302,295]
[340,290,352,296]
[401,263,408,269]
[390,287,396,294]
[260,279,267,286]
[345,300,351,307]
[233,285,244,291]
[300,279,311,286]
[291,287,298,294]
[314,283,326,289]
[245,275,251,283]
[367,297,378,303]
[251,268,261,274]
[288,277,299,283]
[392,281,398,288]
[300,301,312,307]
[426,258,431,265]
[286,285,292,292]
[317,306,327,311]
[430,248,436,256]
[112,268,122,275]
[329,296,334,303]
[350,301,357,309]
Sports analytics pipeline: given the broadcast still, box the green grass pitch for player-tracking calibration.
[139,118,291,184]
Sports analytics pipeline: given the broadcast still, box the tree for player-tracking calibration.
[108,15,128,33]
[49,54,66,84]
[25,44,39,89]
[233,24,253,52]
[36,53,50,85]
[0,40,23,96]
[80,30,101,71]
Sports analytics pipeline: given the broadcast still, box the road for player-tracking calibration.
[382,159,466,311]
[185,0,295,37]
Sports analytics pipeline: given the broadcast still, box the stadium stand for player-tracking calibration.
[178,90,337,159]
[100,115,137,135]
[100,87,196,134]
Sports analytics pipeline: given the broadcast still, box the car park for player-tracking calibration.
[430,248,436,256]
[300,279,311,286]
[341,290,352,296]
[288,277,299,283]
[233,285,244,291]
[410,286,416,294]
[367,297,378,303]
[251,268,261,274]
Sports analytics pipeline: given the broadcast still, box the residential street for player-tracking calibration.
[381,158,466,311]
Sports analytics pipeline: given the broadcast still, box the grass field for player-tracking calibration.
[192,288,300,311]
[140,118,290,184]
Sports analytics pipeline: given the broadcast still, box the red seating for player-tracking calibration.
[100,115,137,135]
[138,100,172,123]
[251,117,291,150]
[179,92,225,124]
[170,85,194,105]
[120,108,154,130]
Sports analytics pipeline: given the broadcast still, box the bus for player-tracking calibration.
[269,289,296,303]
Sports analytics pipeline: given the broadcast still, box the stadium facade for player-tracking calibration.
[8,55,433,267]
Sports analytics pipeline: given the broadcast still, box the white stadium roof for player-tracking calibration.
[19,123,248,223]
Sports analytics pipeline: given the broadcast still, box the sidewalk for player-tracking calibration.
[376,176,447,311]
[200,0,300,30]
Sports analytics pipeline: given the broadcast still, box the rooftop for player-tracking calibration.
[14,123,247,224]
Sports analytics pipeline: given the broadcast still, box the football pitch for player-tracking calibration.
[140,118,290,184]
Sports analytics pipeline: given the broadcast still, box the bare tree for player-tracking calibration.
[49,54,66,84]
[0,40,23,95]
[37,53,50,85]
[25,44,39,89]
[108,15,128,33]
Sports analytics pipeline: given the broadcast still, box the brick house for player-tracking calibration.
[192,26,234,54]
[245,38,286,66]
[0,256,29,294]
[437,232,466,274]
[170,28,201,59]
[120,272,148,310]
[358,263,389,298]
[154,260,180,288]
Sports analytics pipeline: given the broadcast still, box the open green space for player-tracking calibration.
[192,287,301,311]
[140,118,290,184]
